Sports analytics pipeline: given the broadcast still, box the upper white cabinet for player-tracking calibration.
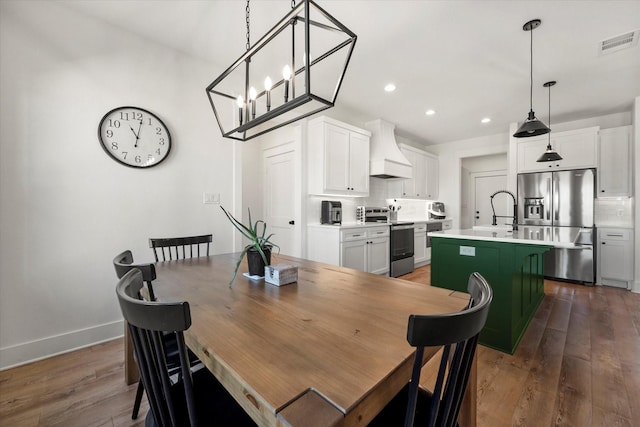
[398,144,439,199]
[598,126,632,198]
[517,127,599,173]
[425,154,439,200]
[308,116,371,197]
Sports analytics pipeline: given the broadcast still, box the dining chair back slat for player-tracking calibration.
[369,272,493,427]
[149,235,212,262]
[116,269,256,427]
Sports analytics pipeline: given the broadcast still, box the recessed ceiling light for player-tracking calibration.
[425,109,436,116]
[481,117,491,123]
[384,83,396,92]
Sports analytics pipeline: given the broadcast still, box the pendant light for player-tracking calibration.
[536,81,563,162]
[513,19,551,138]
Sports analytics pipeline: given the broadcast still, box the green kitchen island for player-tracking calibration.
[430,226,586,354]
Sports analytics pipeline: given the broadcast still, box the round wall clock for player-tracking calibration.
[98,106,172,168]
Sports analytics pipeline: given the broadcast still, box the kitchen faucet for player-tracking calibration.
[490,190,518,231]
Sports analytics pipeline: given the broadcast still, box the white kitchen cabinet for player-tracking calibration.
[414,222,427,266]
[306,225,389,275]
[341,227,390,275]
[399,144,439,199]
[598,228,634,289]
[425,154,439,199]
[517,127,599,173]
[308,116,371,197]
[598,126,632,198]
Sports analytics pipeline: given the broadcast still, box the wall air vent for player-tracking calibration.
[598,29,639,55]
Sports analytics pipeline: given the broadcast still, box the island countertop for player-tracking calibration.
[431,225,592,248]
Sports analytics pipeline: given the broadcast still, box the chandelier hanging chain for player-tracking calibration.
[529,26,533,111]
[246,0,250,51]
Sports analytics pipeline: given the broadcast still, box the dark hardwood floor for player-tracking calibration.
[1,265,638,426]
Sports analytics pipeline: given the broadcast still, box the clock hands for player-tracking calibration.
[129,119,144,147]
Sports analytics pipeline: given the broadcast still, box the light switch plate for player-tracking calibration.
[203,192,220,204]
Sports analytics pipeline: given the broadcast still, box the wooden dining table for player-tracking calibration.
[152,253,476,427]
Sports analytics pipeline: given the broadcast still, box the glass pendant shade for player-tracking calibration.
[206,0,357,141]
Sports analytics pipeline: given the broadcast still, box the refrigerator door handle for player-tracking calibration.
[546,177,552,221]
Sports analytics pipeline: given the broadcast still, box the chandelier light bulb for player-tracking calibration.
[264,76,272,91]
[283,65,292,102]
[249,87,257,119]
[282,65,292,80]
[236,95,244,126]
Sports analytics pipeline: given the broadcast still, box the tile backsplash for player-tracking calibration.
[307,177,441,224]
[594,198,634,227]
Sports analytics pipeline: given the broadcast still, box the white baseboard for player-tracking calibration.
[633,280,640,294]
[0,320,124,370]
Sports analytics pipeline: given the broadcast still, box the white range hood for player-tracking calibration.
[364,119,412,179]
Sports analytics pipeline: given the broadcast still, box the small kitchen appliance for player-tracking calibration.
[321,201,342,225]
[356,206,389,224]
[427,202,446,219]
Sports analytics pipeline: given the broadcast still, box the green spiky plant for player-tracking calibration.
[220,206,279,287]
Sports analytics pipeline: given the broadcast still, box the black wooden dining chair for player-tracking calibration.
[149,234,213,262]
[368,272,493,427]
[116,268,256,427]
[113,250,200,420]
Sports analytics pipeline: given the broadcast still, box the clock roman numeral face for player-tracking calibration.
[98,107,171,168]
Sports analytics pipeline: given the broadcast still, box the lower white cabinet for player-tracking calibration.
[598,228,634,289]
[414,223,428,265]
[307,225,389,275]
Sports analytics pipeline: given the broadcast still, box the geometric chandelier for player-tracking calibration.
[206,0,357,141]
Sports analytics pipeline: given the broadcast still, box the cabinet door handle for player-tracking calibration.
[602,242,606,245]
[289,220,295,225]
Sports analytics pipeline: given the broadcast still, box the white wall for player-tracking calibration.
[428,134,510,229]
[0,2,241,368]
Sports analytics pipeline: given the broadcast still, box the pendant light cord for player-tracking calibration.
[529,27,533,111]
[547,83,552,146]
[246,0,250,51]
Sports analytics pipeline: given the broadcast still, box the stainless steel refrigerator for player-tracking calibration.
[517,168,596,284]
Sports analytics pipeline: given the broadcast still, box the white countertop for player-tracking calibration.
[431,226,592,248]
[308,218,451,229]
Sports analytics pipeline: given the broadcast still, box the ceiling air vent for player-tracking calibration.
[598,29,639,55]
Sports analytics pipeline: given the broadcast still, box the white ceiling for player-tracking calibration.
[65,0,640,145]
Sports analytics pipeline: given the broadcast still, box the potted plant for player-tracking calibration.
[220,206,279,286]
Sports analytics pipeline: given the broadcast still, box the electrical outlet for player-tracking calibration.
[459,246,476,257]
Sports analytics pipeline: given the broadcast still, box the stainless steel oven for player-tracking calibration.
[390,222,415,277]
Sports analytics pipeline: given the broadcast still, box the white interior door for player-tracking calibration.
[264,141,301,257]
[472,172,508,226]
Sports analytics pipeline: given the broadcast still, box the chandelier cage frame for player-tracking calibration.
[206,0,357,141]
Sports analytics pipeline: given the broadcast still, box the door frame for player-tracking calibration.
[469,170,508,227]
